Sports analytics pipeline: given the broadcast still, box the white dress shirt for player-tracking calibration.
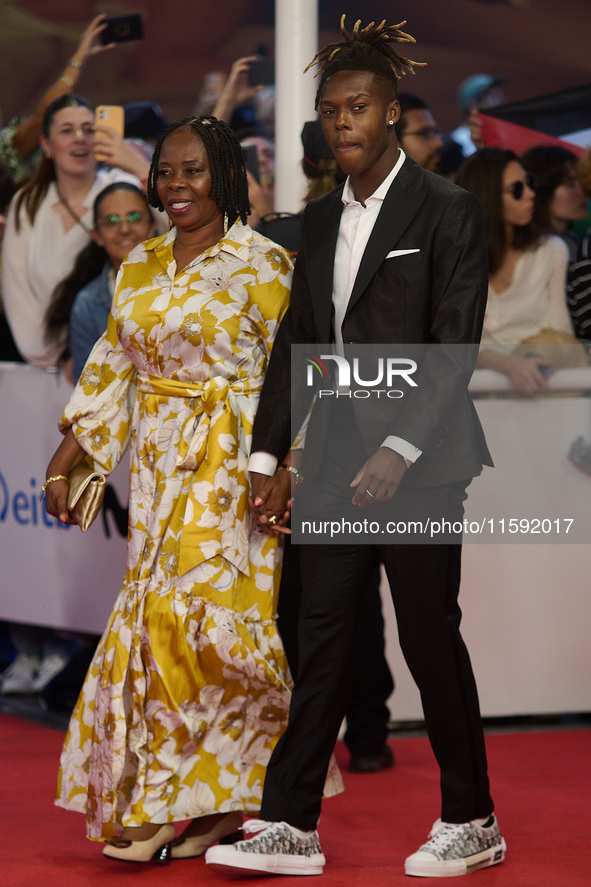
[249,149,421,476]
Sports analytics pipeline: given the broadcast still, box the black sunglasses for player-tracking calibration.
[504,173,536,200]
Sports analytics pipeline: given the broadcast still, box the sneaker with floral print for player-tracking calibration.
[405,815,506,877]
[205,819,325,875]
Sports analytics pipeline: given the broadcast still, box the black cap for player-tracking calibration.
[124,102,169,140]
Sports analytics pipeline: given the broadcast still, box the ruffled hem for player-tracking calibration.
[56,576,295,839]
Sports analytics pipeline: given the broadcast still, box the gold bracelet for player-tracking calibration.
[42,474,69,492]
[67,58,83,69]
[277,464,303,486]
[60,74,74,88]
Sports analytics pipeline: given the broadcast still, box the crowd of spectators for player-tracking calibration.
[1,14,591,703]
[1,17,591,384]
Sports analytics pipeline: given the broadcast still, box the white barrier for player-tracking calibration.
[0,363,127,634]
[383,367,591,719]
[2,363,590,717]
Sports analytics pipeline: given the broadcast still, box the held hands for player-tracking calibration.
[249,471,292,535]
[350,447,407,507]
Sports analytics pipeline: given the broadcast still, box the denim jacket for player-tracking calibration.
[70,262,114,381]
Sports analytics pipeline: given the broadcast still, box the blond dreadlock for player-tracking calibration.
[305,15,426,108]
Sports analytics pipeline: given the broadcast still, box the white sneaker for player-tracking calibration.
[405,815,506,877]
[205,819,326,875]
[0,653,41,695]
[30,651,70,693]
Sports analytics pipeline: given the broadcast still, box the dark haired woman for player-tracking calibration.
[44,182,156,380]
[45,116,341,862]
[456,147,577,393]
[1,94,146,370]
[520,145,588,259]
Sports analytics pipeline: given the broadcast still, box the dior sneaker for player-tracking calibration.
[205,819,326,875]
[405,815,506,877]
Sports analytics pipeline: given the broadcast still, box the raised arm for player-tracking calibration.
[12,15,114,161]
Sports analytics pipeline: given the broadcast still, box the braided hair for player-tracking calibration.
[147,116,250,226]
[305,16,425,109]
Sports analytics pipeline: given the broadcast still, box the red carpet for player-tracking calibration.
[1,713,589,886]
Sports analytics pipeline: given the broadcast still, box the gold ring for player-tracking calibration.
[268,515,278,525]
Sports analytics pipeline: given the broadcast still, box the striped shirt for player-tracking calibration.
[567,227,591,342]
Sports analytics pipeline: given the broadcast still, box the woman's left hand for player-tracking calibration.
[250,471,292,534]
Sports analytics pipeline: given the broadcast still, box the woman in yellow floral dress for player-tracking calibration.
[45,117,342,863]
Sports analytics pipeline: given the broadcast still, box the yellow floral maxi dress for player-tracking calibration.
[55,224,343,840]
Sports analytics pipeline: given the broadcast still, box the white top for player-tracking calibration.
[482,235,573,349]
[2,167,139,369]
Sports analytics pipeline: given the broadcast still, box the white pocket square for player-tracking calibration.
[386,248,420,259]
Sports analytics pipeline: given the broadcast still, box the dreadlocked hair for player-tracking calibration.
[147,116,250,226]
[305,15,426,109]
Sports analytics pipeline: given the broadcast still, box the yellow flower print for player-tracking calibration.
[79,362,117,396]
[160,537,180,579]
[266,248,285,271]
[180,308,220,347]
[88,426,109,450]
[207,486,232,519]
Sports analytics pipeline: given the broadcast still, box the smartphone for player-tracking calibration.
[94,106,125,161]
[242,144,260,183]
[100,14,143,45]
[247,58,275,87]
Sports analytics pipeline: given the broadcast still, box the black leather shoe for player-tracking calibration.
[349,743,395,773]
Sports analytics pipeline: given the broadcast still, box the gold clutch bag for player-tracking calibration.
[67,459,106,532]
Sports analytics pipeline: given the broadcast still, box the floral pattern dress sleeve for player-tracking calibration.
[61,295,137,474]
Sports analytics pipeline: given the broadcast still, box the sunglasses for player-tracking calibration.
[99,211,149,228]
[504,173,536,200]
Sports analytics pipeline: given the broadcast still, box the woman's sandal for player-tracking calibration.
[171,811,243,859]
[103,823,176,863]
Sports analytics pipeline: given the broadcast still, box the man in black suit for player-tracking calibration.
[206,17,505,879]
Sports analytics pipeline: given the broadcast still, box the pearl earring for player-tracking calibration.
[388,120,394,126]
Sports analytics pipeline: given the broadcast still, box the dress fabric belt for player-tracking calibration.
[137,372,263,575]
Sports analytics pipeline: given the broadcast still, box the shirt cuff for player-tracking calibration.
[248,451,278,477]
[381,436,422,468]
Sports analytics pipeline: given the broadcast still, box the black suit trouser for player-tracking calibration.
[278,536,394,756]
[261,403,493,830]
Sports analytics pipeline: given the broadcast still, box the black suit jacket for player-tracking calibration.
[252,155,492,488]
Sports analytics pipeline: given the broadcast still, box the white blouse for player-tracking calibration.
[2,167,138,369]
[481,234,573,347]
